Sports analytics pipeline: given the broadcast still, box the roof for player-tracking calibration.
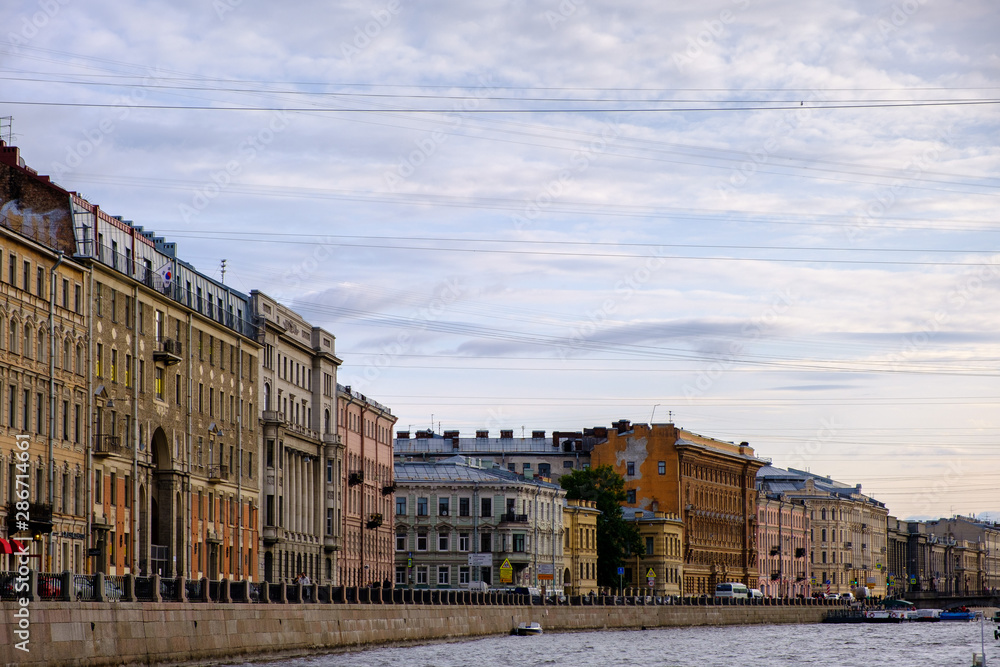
[756,465,886,509]
[395,436,554,455]
[394,456,562,491]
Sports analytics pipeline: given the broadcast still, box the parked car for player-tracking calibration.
[748,588,764,599]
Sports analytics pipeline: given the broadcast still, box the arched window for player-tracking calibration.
[23,325,32,359]
[37,330,45,364]
[9,319,16,353]
[76,344,84,375]
[324,409,330,434]
[63,339,71,371]
[263,382,271,411]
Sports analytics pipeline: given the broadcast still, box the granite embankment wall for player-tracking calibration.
[0,601,827,666]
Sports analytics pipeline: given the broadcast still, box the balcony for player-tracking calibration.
[500,513,529,524]
[93,434,132,458]
[208,465,230,484]
[6,502,53,535]
[844,542,852,548]
[153,338,183,366]
[366,514,383,530]
[261,410,285,425]
[381,482,397,496]
[795,547,806,558]
[348,471,364,487]
[322,433,342,446]
[262,526,282,545]
[323,535,340,552]
[770,571,780,580]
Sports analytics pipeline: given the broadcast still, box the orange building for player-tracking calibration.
[590,420,767,596]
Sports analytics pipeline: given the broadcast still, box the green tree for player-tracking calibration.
[560,464,643,589]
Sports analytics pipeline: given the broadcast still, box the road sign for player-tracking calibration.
[647,578,654,588]
[500,558,513,583]
[468,553,492,567]
[538,563,554,580]
[646,568,656,579]
[617,567,625,575]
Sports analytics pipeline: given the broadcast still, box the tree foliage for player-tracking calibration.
[561,464,644,588]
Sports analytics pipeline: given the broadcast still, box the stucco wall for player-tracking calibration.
[0,601,826,666]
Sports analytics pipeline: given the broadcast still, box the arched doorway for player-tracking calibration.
[149,427,181,576]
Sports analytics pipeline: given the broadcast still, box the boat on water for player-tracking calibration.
[940,607,981,622]
[864,609,916,623]
[513,622,543,636]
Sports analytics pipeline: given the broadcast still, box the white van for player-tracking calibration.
[748,588,764,599]
[715,582,749,599]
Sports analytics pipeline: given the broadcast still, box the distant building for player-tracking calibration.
[919,515,1000,596]
[757,466,888,599]
[591,420,767,596]
[393,455,565,590]
[338,384,396,587]
[622,507,684,596]
[562,498,600,595]
[755,486,811,598]
[393,427,597,482]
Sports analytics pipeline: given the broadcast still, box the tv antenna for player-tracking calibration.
[220,259,227,284]
[0,117,13,144]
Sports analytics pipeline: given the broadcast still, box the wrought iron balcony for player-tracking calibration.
[208,465,230,483]
[153,338,183,366]
[348,471,364,486]
[366,513,383,530]
[381,482,397,496]
[93,434,132,458]
[500,513,529,523]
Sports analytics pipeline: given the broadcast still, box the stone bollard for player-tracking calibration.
[94,572,106,603]
[151,574,162,602]
[276,582,288,604]
[123,574,135,602]
[260,581,271,603]
[60,571,73,602]
[176,577,187,603]
[219,579,232,604]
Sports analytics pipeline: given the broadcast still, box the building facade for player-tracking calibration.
[254,292,342,584]
[755,488,811,598]
[338,384,396,587]
[393,456,566,590]
[920,516,1000,596]
[562,498,599,595]
[0,143,90,574]
[757,467,888,599]
[622,507,684,596]
[590,420,766,596]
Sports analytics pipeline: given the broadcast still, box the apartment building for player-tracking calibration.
[755,482,811,598]
[393,456,566,590]
[562,498,599,595]
[253,291,342,584]
[338,384,396,587]
[622,507,684,596]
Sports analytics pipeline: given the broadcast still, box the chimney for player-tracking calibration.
[476,430,489,439]
[532,430,546,439]
[396,431,410,439]
[500,429,513,439]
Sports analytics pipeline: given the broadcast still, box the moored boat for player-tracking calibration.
[514,622,543,636]
[914,609,942,622]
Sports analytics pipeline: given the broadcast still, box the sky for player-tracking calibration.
[0,0,998,519]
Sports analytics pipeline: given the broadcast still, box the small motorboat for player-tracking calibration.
[513,622,543,636]
[941,607,980,622]
[914,609,942,622]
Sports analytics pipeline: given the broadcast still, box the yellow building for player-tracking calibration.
[623,508,683,596]
[562,498,599,595]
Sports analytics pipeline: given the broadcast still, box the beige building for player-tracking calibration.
[338,384,396,587]
[394,456,566,590]
[623,507,684,596]
[921,516,1000,596]
[755,476,812,598]
[253,292,342,584]
[758,467,888,598]
[0,143,90,573]
[562,498,599,595]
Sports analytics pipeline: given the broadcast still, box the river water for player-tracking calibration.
[241,621,998,667]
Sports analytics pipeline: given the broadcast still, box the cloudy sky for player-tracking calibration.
[1,0,998,518]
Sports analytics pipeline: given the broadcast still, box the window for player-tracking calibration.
[155,367,164,400]
[415,566,428,585]
[480,533,491,553]
[95,343,103,377]
[658,461,666,475]
[626,489,636,504]
[326,508,334,535]
[416,532,428,551]
[417,497,428,516]
[459,497,470,517]
[481,497,492,518]
[396,532,406,551]
[395,566,407,586]
[459,566,470,585]
[36,266,43,296]
[513,533,525,552]
[459,533,470,552]
[538,463,551,477]
[396,497,407,515]
[110,349,117,382]
[437,566,450,586]
[627,461,635,476]
[563,460,574,469]
[438,497,449,516]
[646,537,654,555]
[438,532,449,552]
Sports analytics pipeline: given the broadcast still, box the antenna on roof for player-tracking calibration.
[220,259,227,284]
[0,116,12,144]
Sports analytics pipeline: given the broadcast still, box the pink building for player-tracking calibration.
[337,384,397,587]
[756,488,811,598]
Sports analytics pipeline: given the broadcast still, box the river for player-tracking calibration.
[239,620,998,667]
